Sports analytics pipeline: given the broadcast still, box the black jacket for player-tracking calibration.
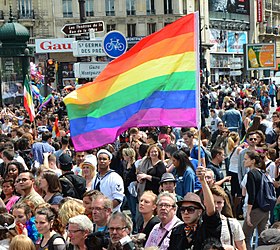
[168,211,222,250]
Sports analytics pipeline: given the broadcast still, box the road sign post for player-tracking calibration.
[61,21,104,36]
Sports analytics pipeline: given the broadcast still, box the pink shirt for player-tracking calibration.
[6,195,20,212]
[145,216,182,250]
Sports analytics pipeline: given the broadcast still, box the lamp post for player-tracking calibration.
[78,0,86,23]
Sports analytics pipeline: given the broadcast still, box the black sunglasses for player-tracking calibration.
[179,206,200,214]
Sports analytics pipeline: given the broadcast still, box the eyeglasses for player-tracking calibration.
[92,207,106,212]
[16,178,30,183]
[108,227,127,233]
[67,229,84,234]
[249,138,257,141]
[180,206,200,214]
[157,203,175,209]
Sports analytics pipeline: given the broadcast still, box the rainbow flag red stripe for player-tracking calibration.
[52,117,60,137]
[24,77,35,122]
[64,13,200,150]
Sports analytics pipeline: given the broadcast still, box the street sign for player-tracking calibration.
[61,21,104,36]
[230,57,241,63]
[72,40,106,57]
[230,70,242,76]
[102,31,127,58]
[229,63,242,69]
[74,62,108,78]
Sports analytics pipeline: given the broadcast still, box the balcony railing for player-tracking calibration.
[146,9,156,15]
[164,9,173,14]
[18,10,35,19]
[127,10,136,15]
[106,11,115,16]
[63,12,73,18]
[86,11,94,17]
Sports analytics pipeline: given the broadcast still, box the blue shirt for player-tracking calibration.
[31,141,55,164]
[173,167,195,197]
[222,108,242,129]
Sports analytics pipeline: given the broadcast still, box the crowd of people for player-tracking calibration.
[0,79,280,249]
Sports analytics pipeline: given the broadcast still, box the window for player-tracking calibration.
[147,23,156,35]
[63,0,73,17]
[164,0,173,14]
[18,0,33,18]
[126,0,136,15]
[107,24,116,32]
[127,24,136,37]
[105,0,115,16]
[86,0,94,16]
[146,0,155,15]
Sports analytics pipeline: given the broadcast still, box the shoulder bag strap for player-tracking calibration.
[226,218,234,246]
[157,220,182,247]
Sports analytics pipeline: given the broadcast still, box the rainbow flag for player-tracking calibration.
[38,94,53,110]
[24,76,35,122]
[64,13,200,151]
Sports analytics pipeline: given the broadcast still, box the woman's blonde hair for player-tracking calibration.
[9,235,36,250]
[122,148,136,162]
[245,107,254,117]
[58,199,85,227]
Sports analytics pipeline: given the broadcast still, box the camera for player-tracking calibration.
[85,231,110,250]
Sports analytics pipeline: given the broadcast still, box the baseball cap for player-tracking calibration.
[58,153,73,171]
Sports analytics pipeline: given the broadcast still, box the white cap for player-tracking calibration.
[97,149,113,160]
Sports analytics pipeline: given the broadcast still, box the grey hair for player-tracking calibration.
[68,215,93,233]
[108,212,133,233]
[156,191,177,208]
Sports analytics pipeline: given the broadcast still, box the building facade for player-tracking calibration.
[1,0,279,85]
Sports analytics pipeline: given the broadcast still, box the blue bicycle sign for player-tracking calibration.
[102,31,127,58]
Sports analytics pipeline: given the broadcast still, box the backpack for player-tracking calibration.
[59,173,86,199]
[256,170,277,212]
[45,233,66,250]
[201,146,212,166]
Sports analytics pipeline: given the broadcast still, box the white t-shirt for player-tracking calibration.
[220,215,245,247]
[91,170,124,212]
[266,160,277,180]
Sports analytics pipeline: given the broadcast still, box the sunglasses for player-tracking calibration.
[249,138,257,141]
[179,206,200,214]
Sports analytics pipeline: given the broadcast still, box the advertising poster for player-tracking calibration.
[227,31,247,53]
[209,29,227,53]
[209,0,249,15]
[246,44,276,70]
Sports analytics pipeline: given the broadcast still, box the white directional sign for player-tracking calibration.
[74,63,108,78]
[72,40,106,57]
[229,63,242,69]
[230,70,242,76]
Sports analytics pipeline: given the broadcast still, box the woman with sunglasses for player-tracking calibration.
[211,185,246,250]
